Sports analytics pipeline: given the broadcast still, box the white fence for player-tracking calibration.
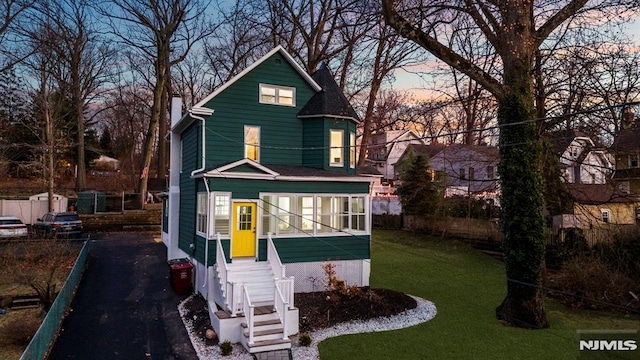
[0,194,68,224]
[371,196,402,215]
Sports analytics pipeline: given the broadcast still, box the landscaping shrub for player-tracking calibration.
[298,333,312,347]
[219,340,232,356]
[545,228,588,269]
[592,235,640,283]
[546,255,639,312]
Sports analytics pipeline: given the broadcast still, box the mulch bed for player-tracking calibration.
[181,287,417,344]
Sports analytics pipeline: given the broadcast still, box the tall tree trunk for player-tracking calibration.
[73,58,86,191]
[157,71,171,180]
[495,16,548,328]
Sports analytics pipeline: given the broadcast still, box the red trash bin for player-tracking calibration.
[168,258,193,295]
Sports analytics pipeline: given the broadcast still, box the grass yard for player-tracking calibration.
[318,230,639,359]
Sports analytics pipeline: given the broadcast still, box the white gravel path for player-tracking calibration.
[178,295,437,360]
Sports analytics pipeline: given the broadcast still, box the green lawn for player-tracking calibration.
[318,230,639,359]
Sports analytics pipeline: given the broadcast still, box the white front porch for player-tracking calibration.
[206,235,298,353]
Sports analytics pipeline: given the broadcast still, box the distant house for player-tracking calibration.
[563,183,638,228]
[364,130,425,183]
[611,107,640,196]
[163,47,373,353]
[547,129,613,184]
[429,144,500,199]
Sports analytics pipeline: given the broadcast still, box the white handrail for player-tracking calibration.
[242,286,256,344]
[274,283,288,339]
[215,234,235,313]
[267,233,286,279]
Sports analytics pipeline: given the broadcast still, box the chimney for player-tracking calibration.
[622,106,634,129]
[171,94,183,128]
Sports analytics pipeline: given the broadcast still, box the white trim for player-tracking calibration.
[202,158,280,177]
[231,200,259,259]
[193,46,321,109]
[244,125,261,162]
[329,129,344,167]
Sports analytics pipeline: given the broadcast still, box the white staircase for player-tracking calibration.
[225,260,276,306]
[240,305,291,353]
[210,235,297,354]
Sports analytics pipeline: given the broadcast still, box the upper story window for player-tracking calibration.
[629,154,639,168]
[459,168,466,180]
[244,125,260,161]
[259,84,295,106]
[601,209,610,224]
[349,132,356,168]
[487,166,494,179]
[330,130,343,167]
[468,167,475,181]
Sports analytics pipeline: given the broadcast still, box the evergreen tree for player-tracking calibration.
[396,154,441,215]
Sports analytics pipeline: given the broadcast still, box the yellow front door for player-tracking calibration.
[231,202,257,257]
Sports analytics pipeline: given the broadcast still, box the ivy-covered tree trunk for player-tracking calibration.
[495,93,549,328]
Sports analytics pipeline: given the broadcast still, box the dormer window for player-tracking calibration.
[259,84,295,106]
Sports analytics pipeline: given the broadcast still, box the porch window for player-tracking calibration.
[259,84,296,106]
[260,194,369,236]
[349,132,356,168]
[300,196,314,231]
[244,125,260,162]
[601,209,610,224]
[214,194,230,235]
[278,196,295,234]
[330,130,343,166]
[351,196,366,231]
[196,192,208,236]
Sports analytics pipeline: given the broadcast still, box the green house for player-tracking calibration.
[162,46,373,353]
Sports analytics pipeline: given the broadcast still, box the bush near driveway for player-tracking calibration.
[318,230,640,360]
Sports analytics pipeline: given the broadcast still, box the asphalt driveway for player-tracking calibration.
[48,232,198,360]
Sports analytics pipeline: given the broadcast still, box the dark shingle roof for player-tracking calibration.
[567,183,637,204]
[298,64,360,122]
[611,127,640,153]
[546,129,590,155]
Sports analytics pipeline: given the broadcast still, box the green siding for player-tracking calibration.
[302,116,357,174]
[179,123,200,256]
[201,53,317,168]
[207,178,369,199]
[302,118,325,168]
[273,235,370,263]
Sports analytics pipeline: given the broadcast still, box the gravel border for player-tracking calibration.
[178,295,437,360]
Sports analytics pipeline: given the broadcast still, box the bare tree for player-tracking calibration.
[96,0,212,205]
[36,0,116,191]
[382,0,637,328]
[0,0,37,72]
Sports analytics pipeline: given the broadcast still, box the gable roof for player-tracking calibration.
[193,46,321,109]
[297,63,359,123]
[433,144,500,162]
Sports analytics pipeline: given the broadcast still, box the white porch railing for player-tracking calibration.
[216,234,244,316]
[267,233,286,279]
[242,287,256,344]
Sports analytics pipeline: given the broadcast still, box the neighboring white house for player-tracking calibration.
[365,130,426,182]
[429,144,501,199]
[548,129,613,184]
